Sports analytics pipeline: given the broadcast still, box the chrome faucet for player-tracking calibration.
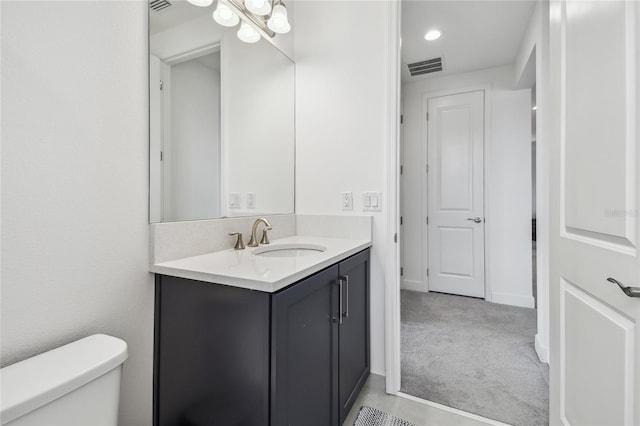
[248,218,272,247]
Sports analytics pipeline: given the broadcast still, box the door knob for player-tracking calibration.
[607,278,640,298]
[467,217,482,223]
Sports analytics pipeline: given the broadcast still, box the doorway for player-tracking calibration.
[396,1,548,425]
[149,46,222,223]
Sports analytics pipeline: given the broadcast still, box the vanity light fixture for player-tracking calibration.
[213,2,240,26]
[187,0,214,7]
[424,29,442,41]
[245,0,272,16]
[267,1,290,34]
[205,0,291,43]
[238,21,261,43]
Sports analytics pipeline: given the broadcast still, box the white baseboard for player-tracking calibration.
[535,333,549,364]
[371,367,386,376]
[491,291,535,309]
[397,392,512,426]
[401,279,424,292]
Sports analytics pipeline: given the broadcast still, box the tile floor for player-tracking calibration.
[343,374,502,426]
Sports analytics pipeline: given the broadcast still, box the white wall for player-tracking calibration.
[402,65,534,308]
[293,1,391,375]
[166,54,221,221]
[1,2,153,425]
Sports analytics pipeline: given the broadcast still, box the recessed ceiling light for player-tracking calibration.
[424,30,442,41]
[532,106,537,110]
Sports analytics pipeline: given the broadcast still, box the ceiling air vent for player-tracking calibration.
[150,0,172,12]
[408,57,443,77]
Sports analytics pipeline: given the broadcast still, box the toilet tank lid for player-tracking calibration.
[0,334,128,425]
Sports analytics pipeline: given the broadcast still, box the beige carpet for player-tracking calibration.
[401,290,549,426]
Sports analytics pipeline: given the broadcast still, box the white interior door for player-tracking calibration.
[426,91,485,298]
[549,1,640,425]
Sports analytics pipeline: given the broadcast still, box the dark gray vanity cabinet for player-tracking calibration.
[153,248,370,426]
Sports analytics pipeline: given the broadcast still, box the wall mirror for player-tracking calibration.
[149,0,295,223]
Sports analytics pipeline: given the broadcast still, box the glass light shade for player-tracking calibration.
[267,3,290,34]
[213,2,240,26]
[245,0,272,16]
[237,21,261,43]
[187,0,214,6]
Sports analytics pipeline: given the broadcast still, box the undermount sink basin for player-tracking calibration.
[253,243,327,258]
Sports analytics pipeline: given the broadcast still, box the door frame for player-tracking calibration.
[386,8,551,391]
[420,86,492,301]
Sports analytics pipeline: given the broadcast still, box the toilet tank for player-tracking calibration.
[0,334,128,426]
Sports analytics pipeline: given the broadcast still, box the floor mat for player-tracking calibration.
[353,406,419,426]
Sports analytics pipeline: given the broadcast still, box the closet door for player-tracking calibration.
[426,91,485,298]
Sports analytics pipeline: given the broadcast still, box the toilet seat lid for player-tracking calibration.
[0,334,128,425]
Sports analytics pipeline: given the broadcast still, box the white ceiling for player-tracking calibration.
[401,0,536,82]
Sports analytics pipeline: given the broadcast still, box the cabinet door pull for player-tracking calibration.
[334,278,344,324]
[339,275,349,319]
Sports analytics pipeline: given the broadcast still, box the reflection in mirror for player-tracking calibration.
[149,0,295,223]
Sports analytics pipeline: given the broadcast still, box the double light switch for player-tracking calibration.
[363,192,381,211]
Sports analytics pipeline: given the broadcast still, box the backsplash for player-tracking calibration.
[150,215,296,263]
[150,214,372,264]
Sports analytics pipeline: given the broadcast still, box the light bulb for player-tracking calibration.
[237,21,260,43]
[424,29,442,41]
[267,3,290,34]
[213,2,239,27]
[246,0,272,16]
[187,0,214,6]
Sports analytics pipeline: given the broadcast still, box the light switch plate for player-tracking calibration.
[247,192,256,209]
[362,191,381,211]
[363,193,371,208]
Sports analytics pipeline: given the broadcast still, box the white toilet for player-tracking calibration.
[0,334,128,426]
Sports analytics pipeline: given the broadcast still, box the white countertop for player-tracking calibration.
[149,236,372,293]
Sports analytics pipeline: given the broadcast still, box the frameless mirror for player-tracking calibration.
[149,0,295,223]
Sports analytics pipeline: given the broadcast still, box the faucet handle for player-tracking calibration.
[260,227,272,245]
[228,232,245,250]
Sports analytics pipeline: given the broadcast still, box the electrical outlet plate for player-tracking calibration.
[341,191,353,211]
[229,192,241,209]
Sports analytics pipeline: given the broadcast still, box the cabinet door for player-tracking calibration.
[271,265,340,426]
[338,250,370,424]
[154,275,271,426]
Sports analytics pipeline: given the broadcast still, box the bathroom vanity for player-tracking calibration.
[152,236,370,426]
